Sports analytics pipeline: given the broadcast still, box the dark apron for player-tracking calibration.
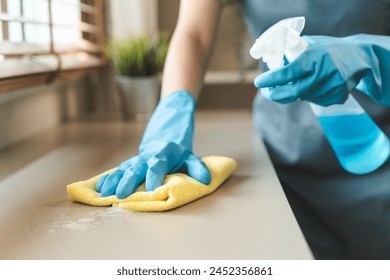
[241,0,390,259]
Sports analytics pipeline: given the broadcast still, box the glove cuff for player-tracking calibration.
[140,89,196,151]
[160,89,195,106]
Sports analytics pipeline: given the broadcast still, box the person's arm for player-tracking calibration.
[161,0,223,98]
[96,0,224,198]
[254,34,390,107]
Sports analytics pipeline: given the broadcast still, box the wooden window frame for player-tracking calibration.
[0,0,107,94]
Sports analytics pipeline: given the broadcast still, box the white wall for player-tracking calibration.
[0,79,84,150]
[109,0,158,39]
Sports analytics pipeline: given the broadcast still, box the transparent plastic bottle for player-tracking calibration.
[250,17,390,174]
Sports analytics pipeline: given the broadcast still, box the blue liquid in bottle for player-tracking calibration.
[318,113,390,174]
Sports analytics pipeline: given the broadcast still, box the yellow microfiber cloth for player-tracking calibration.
[67,156,237,212]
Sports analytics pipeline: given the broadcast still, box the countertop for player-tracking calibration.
[0,110,313,259]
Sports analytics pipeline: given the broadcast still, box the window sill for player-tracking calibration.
[0,54,107,94]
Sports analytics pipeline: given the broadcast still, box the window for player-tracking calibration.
[0,0,106,93]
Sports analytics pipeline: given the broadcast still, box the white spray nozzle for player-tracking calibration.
[249,16,308,69]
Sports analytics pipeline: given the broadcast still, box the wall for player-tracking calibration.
[108,0,158,39]
[0,79,83,150]
[0,69,118,151]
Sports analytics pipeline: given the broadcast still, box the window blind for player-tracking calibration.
[0,0,106,93]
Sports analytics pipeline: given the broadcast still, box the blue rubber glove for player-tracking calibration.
[96,90,212,198]
[254,34,390,107]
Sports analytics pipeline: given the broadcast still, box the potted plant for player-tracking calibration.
[105,33,169,120]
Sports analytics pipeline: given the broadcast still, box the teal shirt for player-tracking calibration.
[242,0,390,38]
[241,0,390,174]
[241,0,390,259]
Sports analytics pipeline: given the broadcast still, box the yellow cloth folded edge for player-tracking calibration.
[67,156,237,212]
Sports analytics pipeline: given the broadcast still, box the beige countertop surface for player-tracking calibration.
[0,110,313,260]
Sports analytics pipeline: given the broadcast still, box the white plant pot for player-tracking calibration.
[115,75,160,121]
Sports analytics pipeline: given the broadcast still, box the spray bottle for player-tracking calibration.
[249,17,390,174]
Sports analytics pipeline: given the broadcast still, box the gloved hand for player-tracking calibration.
[96,90,211,198]
[254,34,390,107]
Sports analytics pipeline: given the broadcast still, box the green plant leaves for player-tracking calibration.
[105,32,170,76]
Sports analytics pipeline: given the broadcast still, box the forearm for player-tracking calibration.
[161,31,213,99]
[160,0,223,99]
